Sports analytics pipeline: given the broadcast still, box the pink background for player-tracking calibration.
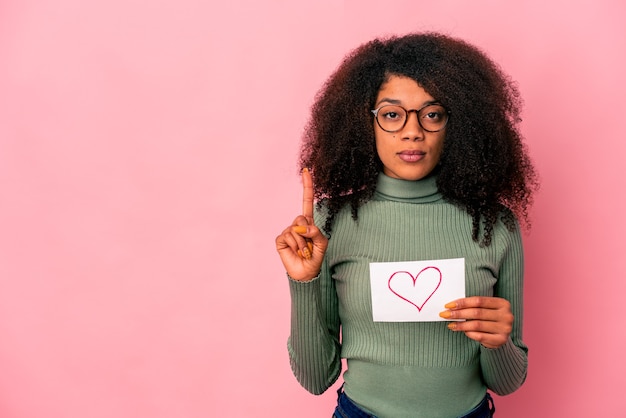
[1,1,625,416]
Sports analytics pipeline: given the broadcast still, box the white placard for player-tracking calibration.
[370,258,465,322]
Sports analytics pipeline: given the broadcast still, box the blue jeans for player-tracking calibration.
[332,387,495,418]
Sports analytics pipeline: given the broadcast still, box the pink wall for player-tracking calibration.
[1,1,625,416]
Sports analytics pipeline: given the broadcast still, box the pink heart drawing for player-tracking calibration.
[388,267,442,312]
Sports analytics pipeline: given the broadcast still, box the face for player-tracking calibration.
[373,75,446,181]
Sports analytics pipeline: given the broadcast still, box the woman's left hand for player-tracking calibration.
[439,297,514,349]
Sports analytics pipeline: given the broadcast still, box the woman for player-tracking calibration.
[275,32,538,417]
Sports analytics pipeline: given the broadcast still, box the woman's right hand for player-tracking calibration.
[275,168,328,281]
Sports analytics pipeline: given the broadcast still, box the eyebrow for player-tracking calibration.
[375,97,441,108]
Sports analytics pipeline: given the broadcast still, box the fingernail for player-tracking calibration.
[297,250,304,258]
[302,247,311,260]
[307,242,313,253]
[444,302,457,309]
[302,167,309,173]
[439,311,452,319]
[447,323,457,330]
[293,226,307,234]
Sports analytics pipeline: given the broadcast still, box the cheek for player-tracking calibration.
[436,142,445,157]
[434,135,446,158]
[374,130,387,155]
[427,140,445,167]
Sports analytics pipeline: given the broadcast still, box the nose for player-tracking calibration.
[401,110,424,141]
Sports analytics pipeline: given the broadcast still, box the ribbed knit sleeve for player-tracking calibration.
[287,259,341,395]
[480,223,528,395]
[480,339,527,394]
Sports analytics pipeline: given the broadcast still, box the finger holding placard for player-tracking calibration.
[439,296,514,349]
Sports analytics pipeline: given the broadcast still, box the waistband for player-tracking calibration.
[334,386,495,418]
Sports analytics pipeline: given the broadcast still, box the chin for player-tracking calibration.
[384,163,437,181]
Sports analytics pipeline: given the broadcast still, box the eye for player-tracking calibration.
[424,111,442,121]
[420,105,446,121]
[379,105,405,121]
[382,111,400,120]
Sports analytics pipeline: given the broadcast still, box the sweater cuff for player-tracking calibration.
[480,338,528,395]
[286,272,320,283]
[287,273,322,316]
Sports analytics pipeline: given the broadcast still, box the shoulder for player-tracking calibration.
[492,211,523,254]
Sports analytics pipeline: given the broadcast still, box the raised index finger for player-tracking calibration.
[302,167,314,220]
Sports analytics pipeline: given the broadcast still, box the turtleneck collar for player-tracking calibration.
[372,173,443,204]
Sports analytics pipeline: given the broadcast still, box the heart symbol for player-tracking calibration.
[388,267,442,312]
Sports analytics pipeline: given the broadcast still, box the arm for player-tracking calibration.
[479,225,528,394]
[276,168,340,394]
[440,224,528,395]
[287,258,342,394]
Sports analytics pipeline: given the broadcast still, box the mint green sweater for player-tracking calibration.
[287,174,528,417]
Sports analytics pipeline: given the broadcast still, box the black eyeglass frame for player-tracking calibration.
[371,103,451,133]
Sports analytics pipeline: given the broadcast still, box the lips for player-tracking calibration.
[397,150,425,163]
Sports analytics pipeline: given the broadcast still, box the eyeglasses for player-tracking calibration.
[371,103,450,133]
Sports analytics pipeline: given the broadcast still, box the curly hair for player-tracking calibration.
[300,32,539,246]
